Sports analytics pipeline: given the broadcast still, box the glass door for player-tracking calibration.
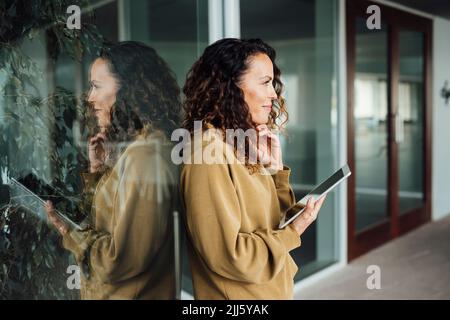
[354,17,390,233]
[397,31,427,216]
[347,0,432,260]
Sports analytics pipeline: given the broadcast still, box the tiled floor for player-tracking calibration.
[295,215,450,300]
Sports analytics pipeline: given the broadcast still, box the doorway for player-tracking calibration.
[346,0,432,260]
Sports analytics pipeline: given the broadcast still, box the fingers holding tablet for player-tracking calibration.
[291,195,327,236]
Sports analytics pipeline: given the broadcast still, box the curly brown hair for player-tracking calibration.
[83,41,181,169]
[100,41,181,140]
[182,38,288,171]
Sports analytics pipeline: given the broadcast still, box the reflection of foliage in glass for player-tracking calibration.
[0,0,103,299]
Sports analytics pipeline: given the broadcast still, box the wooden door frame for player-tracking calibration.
[346,0,432,261]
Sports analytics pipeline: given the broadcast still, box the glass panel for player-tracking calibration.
[0,0,207,299]
[124,0,208,297]
[241,0,338,279]
[128,0,208,89]
[398,31,425,214]
[354,17,389,232]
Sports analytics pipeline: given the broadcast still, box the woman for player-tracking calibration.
[181,38,326,299]
[45,41,180,299]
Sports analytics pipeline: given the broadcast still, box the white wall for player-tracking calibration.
[432,17,450,221]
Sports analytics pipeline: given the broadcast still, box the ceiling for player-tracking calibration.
[88,0,450,43]
[389,0,450,20]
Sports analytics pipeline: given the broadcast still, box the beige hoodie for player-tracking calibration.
[180,130,301,299]
[62,132,177,299]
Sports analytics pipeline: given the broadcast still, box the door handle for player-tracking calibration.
[394,113,404,144]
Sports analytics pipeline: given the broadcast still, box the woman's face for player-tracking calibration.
[88,58,119,130]
[238,53,278,125]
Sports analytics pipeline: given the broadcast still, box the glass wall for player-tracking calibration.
[1,0,341,299]
[240,0,339,279]
[0,0,207,299]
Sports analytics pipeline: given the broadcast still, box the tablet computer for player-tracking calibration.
[8,177,82,231]
[279,164,351,229]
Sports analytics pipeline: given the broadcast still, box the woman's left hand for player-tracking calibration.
[44,201,69,236]
[256,124,283,171]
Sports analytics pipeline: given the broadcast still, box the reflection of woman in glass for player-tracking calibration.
[181,38,326,299]
[45,41,180,299]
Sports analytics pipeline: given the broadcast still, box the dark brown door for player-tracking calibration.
[346,0,432,260]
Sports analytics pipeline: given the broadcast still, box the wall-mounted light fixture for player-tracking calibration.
[441,80,450,105]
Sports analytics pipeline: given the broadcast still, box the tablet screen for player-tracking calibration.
[8,176,82,230]
[280,165,351,228]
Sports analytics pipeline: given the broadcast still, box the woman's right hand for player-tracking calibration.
[88,132,106,173]
[291,195,327,236]
[44,201,69,236]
